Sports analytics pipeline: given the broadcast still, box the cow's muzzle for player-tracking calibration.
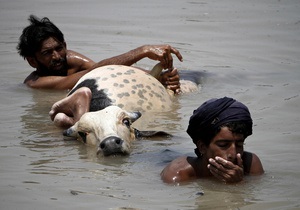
[97,136,126,156]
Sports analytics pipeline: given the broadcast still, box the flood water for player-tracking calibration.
[0,0,299,209]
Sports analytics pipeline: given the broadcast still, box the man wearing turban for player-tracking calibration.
[161,97,264,183]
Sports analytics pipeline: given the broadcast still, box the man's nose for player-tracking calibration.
[227,143,237,161]
[52,50,61,60]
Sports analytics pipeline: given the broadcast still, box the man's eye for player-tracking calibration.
[217,142,229,148]
[42,51,51,56]
[123,119,131,127]
[56,46,64,51]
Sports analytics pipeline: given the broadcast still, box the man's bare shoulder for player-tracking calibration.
[242,151,264,175]
[24,71,39,84]
[66,50,94,62]
[250,152,264,175]
[161,156,197,183]
[169,156,191,169]
[66,50,95,74]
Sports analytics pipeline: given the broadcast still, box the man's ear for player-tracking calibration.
[196,140,207,155]
[26,57,38,68]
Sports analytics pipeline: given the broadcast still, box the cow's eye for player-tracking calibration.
[78,131,87,143]
[123,119,131,128]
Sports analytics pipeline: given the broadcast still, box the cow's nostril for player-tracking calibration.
[100,137,122,149]
[99,137,124,156]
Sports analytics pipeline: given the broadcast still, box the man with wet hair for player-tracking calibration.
[17,15,183,91]
[161,97,264,183]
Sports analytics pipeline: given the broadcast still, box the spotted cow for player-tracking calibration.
[54,64,200,156]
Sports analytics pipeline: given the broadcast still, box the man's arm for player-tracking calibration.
[24,70,89,89]
[94,45,183,70]
[24,50,95,89]
[24,45,183,90]
[94,45,183,93]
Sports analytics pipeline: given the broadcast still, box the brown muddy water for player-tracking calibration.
[0,0,299,209]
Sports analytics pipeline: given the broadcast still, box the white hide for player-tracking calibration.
[64,106,141,155]
[74,65,174,112]
[61,65,200,156]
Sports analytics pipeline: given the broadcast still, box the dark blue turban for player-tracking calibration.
[186,97,253,144]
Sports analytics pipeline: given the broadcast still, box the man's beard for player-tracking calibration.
[36,57,68,76]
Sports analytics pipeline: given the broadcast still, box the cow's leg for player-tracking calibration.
[49,87,92,128]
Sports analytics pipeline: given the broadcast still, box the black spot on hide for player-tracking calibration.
[68,79,112,111]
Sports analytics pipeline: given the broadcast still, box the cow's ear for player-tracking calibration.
[63,127,78,139]
[134,129,172,139]
[63,124,78,139]
[127,111,142,123]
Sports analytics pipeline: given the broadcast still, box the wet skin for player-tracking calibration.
[34,37,68,76]
[161,127,264,183]
[203,127,245,182]
[24,37,183,90]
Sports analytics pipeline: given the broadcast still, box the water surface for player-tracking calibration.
[0,0,299,209]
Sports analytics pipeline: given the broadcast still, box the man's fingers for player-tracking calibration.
[215,156,231,168]
[168,68,179,76]
[209,158,227,173]
[166,84,180,91]
[208,163,227,182]
[166,81,180,86]
[170,47,183,62]
[160,59,167,69]
[237,153,243,167]
[167,48,173,69]
[166,76,180,84]
[161,68,179,83]
[164,54,172,69]
[148,45,183,68]
[208,158,244,183]
[158,46,182,69]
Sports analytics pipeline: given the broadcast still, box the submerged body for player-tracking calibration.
[161,127,263,183]
[161,97,264,184]
[52,65,199,156]
[50,65,201,128]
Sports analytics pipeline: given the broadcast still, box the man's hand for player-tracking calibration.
[159,68,181,94]
[144,45,183,69]
[207,154,244,183]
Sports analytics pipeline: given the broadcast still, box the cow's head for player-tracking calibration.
[63,106,141,156]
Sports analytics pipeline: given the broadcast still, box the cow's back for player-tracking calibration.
[71,65,173,112]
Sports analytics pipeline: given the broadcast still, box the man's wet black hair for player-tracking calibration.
[17,15,65,58]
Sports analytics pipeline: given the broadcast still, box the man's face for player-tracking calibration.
[34,37,68,76]
[205,127,245,164]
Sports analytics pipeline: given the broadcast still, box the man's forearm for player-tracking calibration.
[95,46,147,67]
[25,70,89,90]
